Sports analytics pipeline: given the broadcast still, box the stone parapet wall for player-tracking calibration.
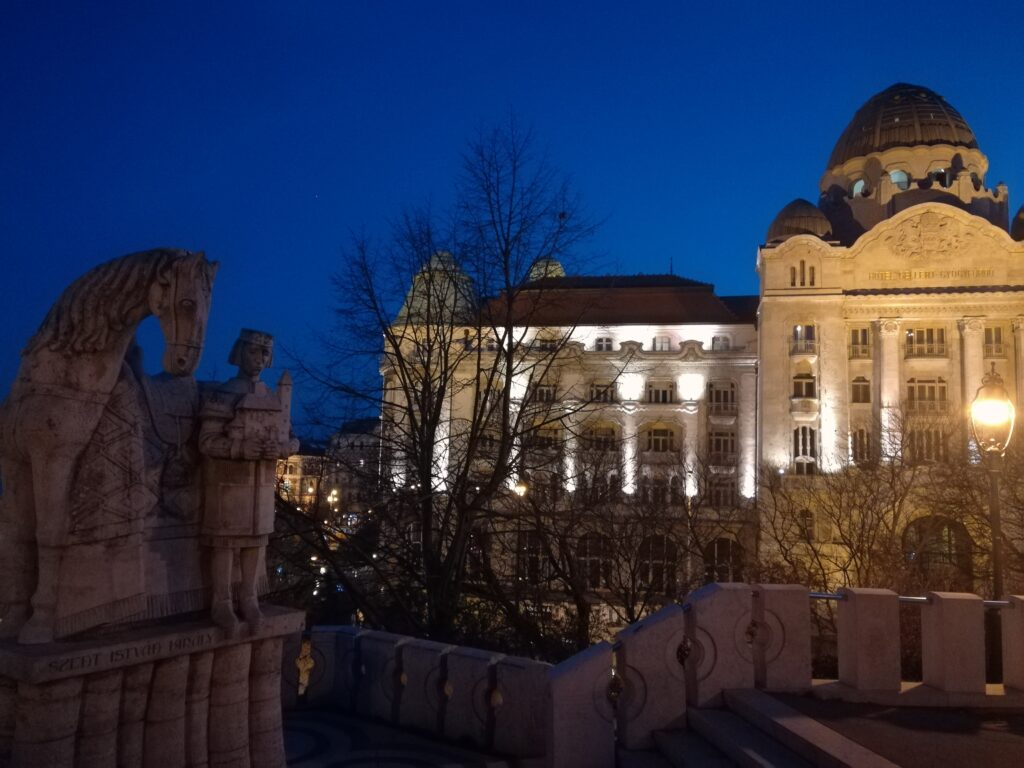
[284,627,615,768]
[0,606,303,768]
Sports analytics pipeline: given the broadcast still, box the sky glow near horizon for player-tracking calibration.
[2,1,1024,430]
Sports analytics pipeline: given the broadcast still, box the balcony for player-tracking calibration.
[905,343,947,358]
[907,400,948,413]
[985,343,1006,358]
[789,339,818,356]
[708,451,738,467]
[708,401,738,416]
[790,397,819,416]
[849,344,871,359]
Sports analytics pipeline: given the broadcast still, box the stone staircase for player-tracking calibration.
[621,690,897,768]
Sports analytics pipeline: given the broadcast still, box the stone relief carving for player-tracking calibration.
[198,329,297,636]
[881,210,959,261]
[0,250,218,644]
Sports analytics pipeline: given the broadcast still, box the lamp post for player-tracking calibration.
[969,363,1015,599]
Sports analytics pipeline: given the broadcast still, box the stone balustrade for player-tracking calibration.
[284,585,1024,765]
[281,626,615,768]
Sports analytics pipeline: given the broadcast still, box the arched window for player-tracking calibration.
[704,538,744,583]
[904,516,973,589]
[578,533,609,590]
[790,266,797,287]
[889,169,910,190]
[639,535,678,595]
[808,266,816,286]
[851,179,867,197]
[608,472,621,501]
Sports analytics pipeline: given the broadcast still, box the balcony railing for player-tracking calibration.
[905,342,947,358]
[708,451,738,466]
[985,343,1006,358]
[789,339,818,355]
[907,399,948,412]
[848,343,871,359]
[708,402,737,415]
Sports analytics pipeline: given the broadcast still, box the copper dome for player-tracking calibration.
[766,199,832,243]
[827,83,978,169]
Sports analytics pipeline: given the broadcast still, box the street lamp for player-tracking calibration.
[969,363,1015,598]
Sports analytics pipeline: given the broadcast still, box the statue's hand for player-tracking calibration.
[241,439,264,461]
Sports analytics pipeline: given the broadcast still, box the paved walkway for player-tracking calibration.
[283,709,510,768]
[774,693,1024,768]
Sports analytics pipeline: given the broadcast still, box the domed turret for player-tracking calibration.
[766,199,832,244]
[827,83,977,169]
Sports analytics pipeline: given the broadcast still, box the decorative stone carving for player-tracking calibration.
[0,249,218,645]
[198,330,298,636]
[957,317,984,334]
[0,251,304,767]
[876,319,901,336]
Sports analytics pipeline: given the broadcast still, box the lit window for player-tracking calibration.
[985,327,1005,358]
[849,327,871,358]
[793,426,818,474]
[851,377,871,404]
[653,335,672,352]
[707,380,736,414]
[590,381,615,402]
[792,373,816,399]
[906,378,947,412]
[905,327,946,357]
[851,428,871,465]
[791,324,817,354]
[647,428,675,452]
[647,381,675,404]
[708,431,736,463]
[595,336,613,352]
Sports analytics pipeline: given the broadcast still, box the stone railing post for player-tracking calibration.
[614,604,687,749]
[545,641,615,768]
[683,582,755,707]
[357,630,409,721]
[443,647,503,748]
[837,588,900,691]
[752,584,811,691]
[492,656,551,758]
[396,639,452,734]
[921,592,985,694]
[1003,595,1024,691]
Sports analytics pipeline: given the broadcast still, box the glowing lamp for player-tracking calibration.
[970,365,1015,456]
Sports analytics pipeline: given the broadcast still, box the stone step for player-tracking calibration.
[687,707,812,768]
[723,690,899,768]
[617,746,676,768]
[652,728,734,767]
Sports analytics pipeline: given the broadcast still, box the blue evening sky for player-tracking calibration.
[2,1,1023,429]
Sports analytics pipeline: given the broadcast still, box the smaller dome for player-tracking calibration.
[528,258,566,280]
[766,199,832,243]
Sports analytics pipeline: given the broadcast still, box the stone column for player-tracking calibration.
[680,403,699,497]
[77,670,123,767]
[1013,317,1024,408]
[737,371,757,499]
[959,318,985,407]
[186,651,214,768]
[621,411,638,496]
[249,638,287,768]
[876,320,902,460]
[119,663,155,767]
[11,677,83,768]
[144,655,190,768]
[208,644,252,767]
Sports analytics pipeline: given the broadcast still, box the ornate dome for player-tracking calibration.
[827,83,978,169]
[766,199,832,243]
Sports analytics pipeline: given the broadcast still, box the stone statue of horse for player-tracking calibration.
[0,249,218,644]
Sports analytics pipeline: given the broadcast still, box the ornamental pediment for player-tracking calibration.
[846,204,1023,290]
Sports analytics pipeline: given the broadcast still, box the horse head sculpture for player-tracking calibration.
[0,248,218,644]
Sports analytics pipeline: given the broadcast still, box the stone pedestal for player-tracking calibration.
[0,606,303,768]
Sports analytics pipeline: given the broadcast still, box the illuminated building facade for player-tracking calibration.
[758,83,1024,473]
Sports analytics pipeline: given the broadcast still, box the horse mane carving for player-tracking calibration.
[25,248,214,355]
